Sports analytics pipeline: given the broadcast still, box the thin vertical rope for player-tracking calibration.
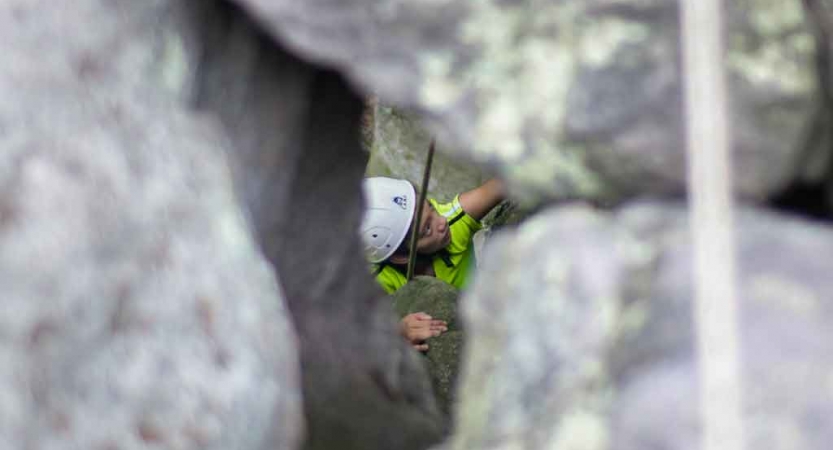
[679,0,745,449]
[406,139,436,280]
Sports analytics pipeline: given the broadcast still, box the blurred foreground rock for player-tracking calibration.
[193,2,444,449]
[231,0,821,206]
[1,1,444,449]
[0,1,301,448]
[449,201,833,450]
[3,0,832,449]
[365,105,486,202]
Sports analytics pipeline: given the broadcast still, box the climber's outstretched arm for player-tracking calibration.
[459,178,506,221]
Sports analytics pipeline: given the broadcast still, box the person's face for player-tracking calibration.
[414,201,450,254]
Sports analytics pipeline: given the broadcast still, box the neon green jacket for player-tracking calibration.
[372,195,482,294]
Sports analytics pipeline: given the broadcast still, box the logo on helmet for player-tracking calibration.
[393,196,408,210]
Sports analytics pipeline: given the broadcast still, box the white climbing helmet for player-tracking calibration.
[360,177,416,263]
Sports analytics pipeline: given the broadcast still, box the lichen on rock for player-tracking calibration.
[392,276,464,417]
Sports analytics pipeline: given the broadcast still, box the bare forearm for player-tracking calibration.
[459,178,505,221]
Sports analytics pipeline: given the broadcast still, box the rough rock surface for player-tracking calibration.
[392,277,465,418]
[0,1,301,449]
[191,3,445,450]
[423,331,464,421]
[6,1,832,450]
[230,0,820,205]
[448,201,833,450]
[365,105,486,203]
[2,1,446,450]
[393,276,461,331]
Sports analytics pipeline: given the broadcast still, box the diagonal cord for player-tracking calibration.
[406,139,436,281]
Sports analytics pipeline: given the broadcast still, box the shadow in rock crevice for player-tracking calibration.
[190,1,445,449]
[769,0,833,222]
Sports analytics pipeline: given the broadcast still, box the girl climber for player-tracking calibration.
[360,176,504,349]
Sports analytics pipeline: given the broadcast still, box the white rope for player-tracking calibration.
[679,0,745,449]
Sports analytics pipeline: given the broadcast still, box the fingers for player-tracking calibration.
[427,324,446,337]
[412,325,447,340]
[429,319,447,337]
[410,312,448,326]
[411,328,435,341]
[413,343,429,352]
[402,312,449,342]
[410,312,432,321]
[410,313,447,326]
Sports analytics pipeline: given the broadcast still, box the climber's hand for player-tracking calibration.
[399,312,447,351]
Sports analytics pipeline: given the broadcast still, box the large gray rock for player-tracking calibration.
[0,1,302,449]
[447,201,833,449]
[2,0,447,449]
[6,1,828,450]
[366,105,486,203]
[230,0,819,205]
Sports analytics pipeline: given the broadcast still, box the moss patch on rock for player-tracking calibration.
[392,276,461,331]
[424,331,464,418]
[391,276,464,417]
